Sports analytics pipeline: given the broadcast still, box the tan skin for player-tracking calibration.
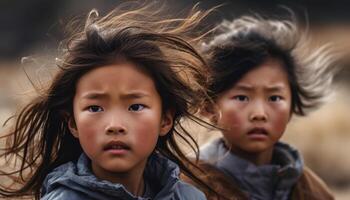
[69,62,173,196]
[210,57,292,166]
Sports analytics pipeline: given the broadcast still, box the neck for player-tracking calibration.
[91,160,147,197]
[111,171,145,196]
[238,149,273,166]
[225,141,274,166]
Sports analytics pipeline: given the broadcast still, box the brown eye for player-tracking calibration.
[269,96,282,102]
[128,104,145,112]
[88,105,103,112]
[234,95,249,102]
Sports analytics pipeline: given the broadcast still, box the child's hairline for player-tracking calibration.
[64,56,175,113]
[210,52,295,94]
[202,13,313,116]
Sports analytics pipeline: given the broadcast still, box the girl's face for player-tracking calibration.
[213,57,292,156]
[69,62,173,182]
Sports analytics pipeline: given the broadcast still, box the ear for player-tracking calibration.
[159,109,174,136]
[67,116,79,138]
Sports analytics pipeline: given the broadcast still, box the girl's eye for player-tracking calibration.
[269,96,282,102]
[88,105,104,112]
[128,104,145,112]
[234,95,249,102]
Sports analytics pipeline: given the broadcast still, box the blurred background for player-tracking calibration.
[0,0,349,199]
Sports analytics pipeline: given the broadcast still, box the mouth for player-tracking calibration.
[247,128,268,136]
[103,141,131,151]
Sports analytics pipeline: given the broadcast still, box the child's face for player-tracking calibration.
[69,62,172,182]
[213,57,292,155]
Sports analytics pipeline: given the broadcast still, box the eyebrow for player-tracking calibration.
[81,91,150,100]
[81,92,108,100]
[264,85,288,92]
[233,84,287,92]
[120,92,150,100]
[234,84,254,91]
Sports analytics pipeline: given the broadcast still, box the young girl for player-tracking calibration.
[196,14,339,200]
[0,3,214,200]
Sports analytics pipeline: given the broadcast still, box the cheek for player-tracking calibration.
[217,102,247,145]
[79,126,100,143]
[133,129,158,147]
[220,112,243,128]
[218,103,245,129]
[270,105,291,133]
[79,126,98,138]
[74,116,102,152]
[131,112,162,148]
[76,128,101,159]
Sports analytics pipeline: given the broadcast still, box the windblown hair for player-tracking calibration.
[202,13,340,116]
[0,2,215,199]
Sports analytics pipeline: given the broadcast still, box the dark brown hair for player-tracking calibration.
[0,2,216,199]
[202,14,340,116]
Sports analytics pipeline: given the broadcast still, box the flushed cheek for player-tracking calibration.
[80,124,99,136]
[77,116,102,138]
[270,108,290,136]
[219,104,245,131]
[78,127,101,152]
[130,117,160,152]
[76,114,102,137]
[133,131,158,152]
[74,115,103,154]
[220,113,244,147]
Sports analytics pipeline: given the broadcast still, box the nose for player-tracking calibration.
[249,101,268,122]
[105,115,126,135]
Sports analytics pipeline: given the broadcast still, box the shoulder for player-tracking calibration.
[292,166,334,200]
[180,162,247,200]
[41,187,91,200]
[173,181,207,200]
[41,162,76,198]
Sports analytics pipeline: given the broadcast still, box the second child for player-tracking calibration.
[197,15,338,200]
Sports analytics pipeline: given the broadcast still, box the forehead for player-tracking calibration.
[228,57,290,93]
[220,58,291,96]
[75,62,159,97]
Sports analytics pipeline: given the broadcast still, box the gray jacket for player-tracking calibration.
[41,153,206,200]
[200,138,303,200]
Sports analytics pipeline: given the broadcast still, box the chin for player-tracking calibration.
[243,144,272,153]
[102,163,134,173]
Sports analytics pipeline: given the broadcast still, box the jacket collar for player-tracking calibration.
[201,138,303,200]
[42,152,180,200]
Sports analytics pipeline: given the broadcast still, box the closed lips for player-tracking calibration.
[104,141,130,150]
[247,128,268,135]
